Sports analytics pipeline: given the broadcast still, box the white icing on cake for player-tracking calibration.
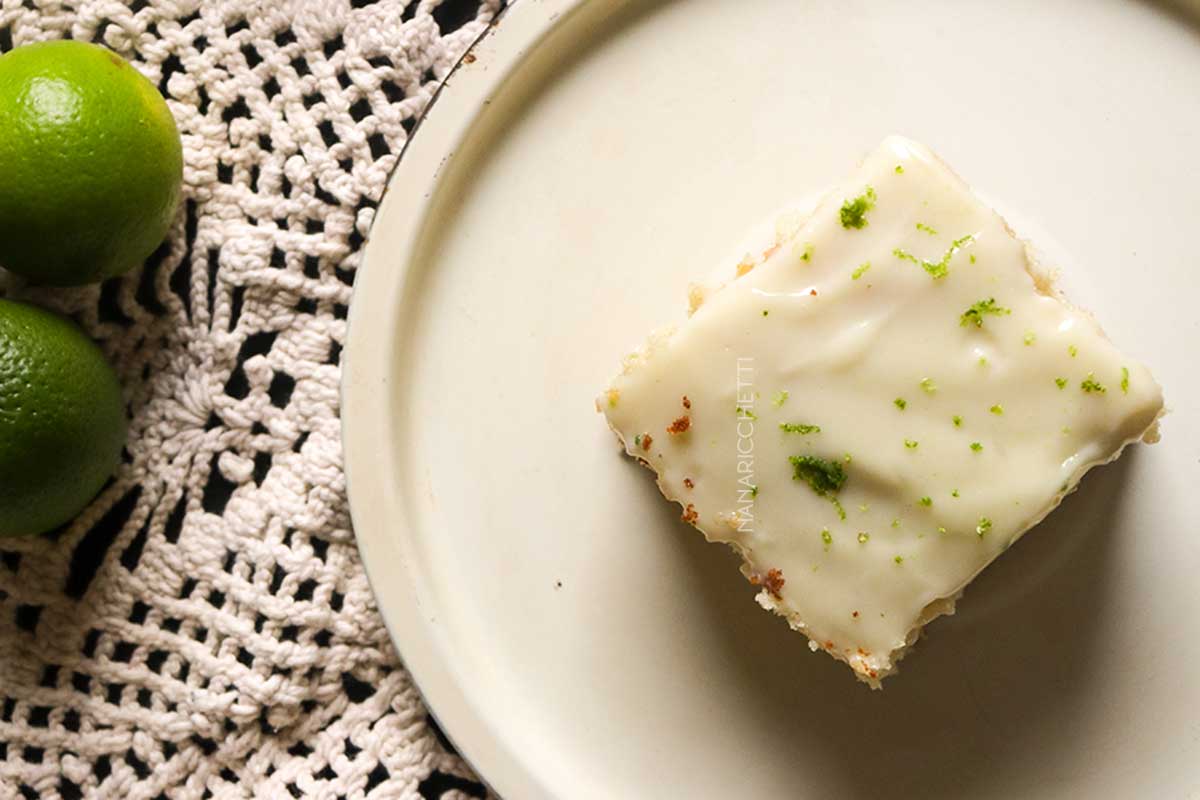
[600,136,1164,687]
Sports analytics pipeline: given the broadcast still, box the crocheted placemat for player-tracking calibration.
[0,1,498,797]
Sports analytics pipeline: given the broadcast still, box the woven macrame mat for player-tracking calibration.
[0,1,502,797]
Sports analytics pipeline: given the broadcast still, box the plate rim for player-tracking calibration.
[341,1,588,797]
[341,2,1200,797]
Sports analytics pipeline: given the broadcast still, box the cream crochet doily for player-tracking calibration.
[0,1,498,797]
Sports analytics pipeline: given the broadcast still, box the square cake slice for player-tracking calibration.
[600,136,1164,687]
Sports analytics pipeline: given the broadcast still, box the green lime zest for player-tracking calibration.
[790,455,847,495]
[894,233,976,280]
[960,297,1012,328]
[840,186,877,229]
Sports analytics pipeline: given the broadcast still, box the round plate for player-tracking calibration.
[342,1,1200,797]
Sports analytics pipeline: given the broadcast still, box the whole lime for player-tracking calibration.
[0,299,126,536]
[0,40,183,286]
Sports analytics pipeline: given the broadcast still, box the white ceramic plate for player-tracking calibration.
[343,1,1200,797]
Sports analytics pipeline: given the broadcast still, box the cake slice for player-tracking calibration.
[599,136,1164,687]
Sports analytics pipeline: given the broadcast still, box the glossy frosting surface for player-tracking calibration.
[601,136,1163,684]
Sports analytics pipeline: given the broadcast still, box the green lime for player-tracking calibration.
[0,299,126,536]
[0,40,183,286]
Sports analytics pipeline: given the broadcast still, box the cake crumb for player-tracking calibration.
[667,415,691,434]
[640,434,653,451]
[681,395,691,409]
[764,568,785,598]
[748,568,785,599]
[681,504,698,524]
[683,477,694,489]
